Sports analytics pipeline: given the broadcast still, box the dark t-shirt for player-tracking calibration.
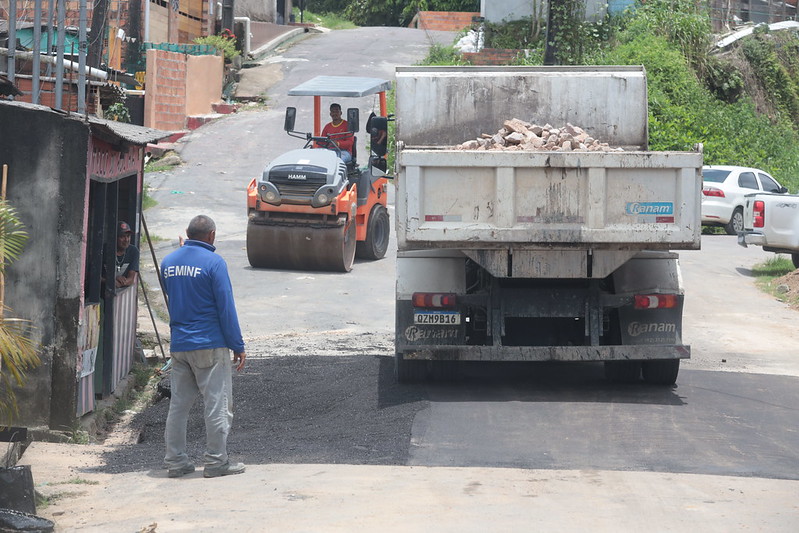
[116,245,140,278]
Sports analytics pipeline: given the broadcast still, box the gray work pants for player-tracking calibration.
[164,347,233,469]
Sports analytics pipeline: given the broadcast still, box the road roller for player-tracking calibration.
[246,76,392,272]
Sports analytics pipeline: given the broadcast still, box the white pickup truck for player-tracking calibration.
[739,193,799,267]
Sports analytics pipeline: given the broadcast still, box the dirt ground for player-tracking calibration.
[771,269,799,308]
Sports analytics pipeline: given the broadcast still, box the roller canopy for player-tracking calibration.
[288,76,392,97]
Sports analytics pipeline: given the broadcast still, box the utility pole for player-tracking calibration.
[222,0,234,33]
[89,0,111,68]
[543,0,560,65]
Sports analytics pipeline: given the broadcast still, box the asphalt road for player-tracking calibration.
[138,23,799,487]
[30,27,799,533]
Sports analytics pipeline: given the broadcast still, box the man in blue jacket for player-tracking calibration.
[161,215,247,478]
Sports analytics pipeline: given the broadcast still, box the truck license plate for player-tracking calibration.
[414,311,461,325]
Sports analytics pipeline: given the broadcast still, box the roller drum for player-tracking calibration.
[247,220,356,272]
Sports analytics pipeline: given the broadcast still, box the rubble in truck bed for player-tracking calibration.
[455,119,625,152]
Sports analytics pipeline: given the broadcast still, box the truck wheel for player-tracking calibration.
[356,204,390,260]
[642,359,680,385]
[395,355,426,383]
[724,207,743,235]
[604,361,641,383]
[792,253,799,269]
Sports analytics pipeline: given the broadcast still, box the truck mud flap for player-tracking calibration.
[397,344,690,362]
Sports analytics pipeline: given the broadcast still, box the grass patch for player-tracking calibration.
[142,184,157,210]
[53,478,100,486]
[36,490,87,509]
[751,256,799,307]
[144,163,176,173]
[751,255,794,277]
[701,225,727,235]
[294,8,357,30]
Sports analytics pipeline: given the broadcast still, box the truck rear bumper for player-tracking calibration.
[398,344,690,362]
[738,231,766,247]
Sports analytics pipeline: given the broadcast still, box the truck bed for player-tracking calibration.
[397,148,703,251]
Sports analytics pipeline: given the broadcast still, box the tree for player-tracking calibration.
[0,199,39,422]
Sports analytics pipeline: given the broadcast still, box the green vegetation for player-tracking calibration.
[0,200,39,422]
[418,0,799,192]
[194,32,240,61]
[53,478,100,486]
[105,101,131,123]
[293,7,357,29]
[752,256,799,307]
[416,43,465,66]
[302,0,478,27]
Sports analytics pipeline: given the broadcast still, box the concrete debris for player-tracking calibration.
[456,119,624,152]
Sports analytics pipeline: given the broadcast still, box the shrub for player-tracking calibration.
[194,33,239,61]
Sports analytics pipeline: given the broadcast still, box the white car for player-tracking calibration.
[701,165,788,234]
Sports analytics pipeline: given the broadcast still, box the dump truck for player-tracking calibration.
[246,76,392,272]
[393,66,703,385]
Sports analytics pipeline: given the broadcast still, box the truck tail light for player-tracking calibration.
[412,293,457,309]
[702,186,725,197]
[634,294,680,309]
[753,200,765,228]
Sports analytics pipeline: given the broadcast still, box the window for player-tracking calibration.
[759,173,783,193]
[738,172,758,189]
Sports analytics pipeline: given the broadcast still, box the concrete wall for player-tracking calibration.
[236,0,275,22]
[0,102,88,429]
[186,54,224,116]
[480,0,607,23]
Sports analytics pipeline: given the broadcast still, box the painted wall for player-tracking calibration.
[0,101,88,429]
[186,54,224,115]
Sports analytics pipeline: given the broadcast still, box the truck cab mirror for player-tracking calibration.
[346,108,359,133]
[284,107,297,132]
[780,186,789,193]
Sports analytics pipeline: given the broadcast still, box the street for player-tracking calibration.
[29,27,799,532]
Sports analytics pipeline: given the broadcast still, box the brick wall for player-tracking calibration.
[462,49,522,66]
[412,11,479,31]
[144,49,187,131]
[13,78,101,115]
[142,48,223,131]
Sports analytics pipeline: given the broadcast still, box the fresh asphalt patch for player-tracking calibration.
[98,358,799,481]
[99,355,426,473]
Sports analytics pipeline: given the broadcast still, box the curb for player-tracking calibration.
[251,27,314,58]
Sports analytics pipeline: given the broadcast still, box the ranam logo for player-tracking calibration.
[287,173,307,180]
[628,322,676,336]
[625,202,673,215]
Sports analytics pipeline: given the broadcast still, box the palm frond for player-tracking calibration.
[0,199,28,274]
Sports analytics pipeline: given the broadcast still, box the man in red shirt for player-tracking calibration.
[320,103,354,163]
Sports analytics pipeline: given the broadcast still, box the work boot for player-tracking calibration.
[167,464,195,478]
[203,462,246,478]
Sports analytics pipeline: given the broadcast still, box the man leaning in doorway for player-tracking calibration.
[115,221,139,289]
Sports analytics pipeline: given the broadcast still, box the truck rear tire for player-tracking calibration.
[356,204,390,260]
[642,359,680,385]
[792,253,799,269]
[604,361,641,383]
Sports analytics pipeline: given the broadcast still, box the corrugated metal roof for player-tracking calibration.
[288,76,392,97]
[0,100,172,145]
[87,115,172,145]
